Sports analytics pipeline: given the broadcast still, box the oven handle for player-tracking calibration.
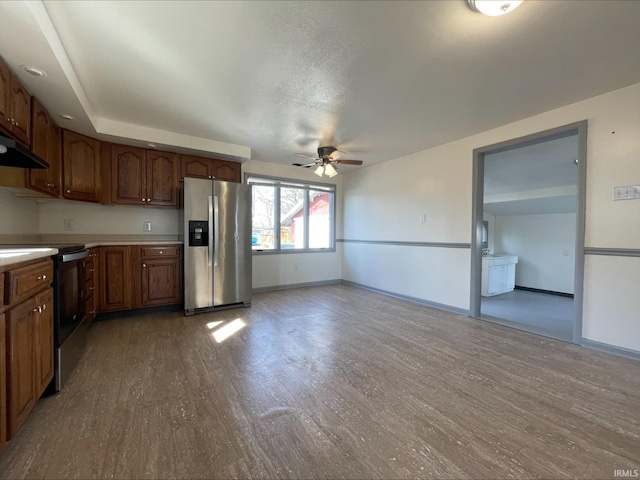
[61,250,88,263]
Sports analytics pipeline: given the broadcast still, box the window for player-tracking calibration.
[246,174,336,253]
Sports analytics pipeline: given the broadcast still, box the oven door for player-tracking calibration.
[56,250,88,345]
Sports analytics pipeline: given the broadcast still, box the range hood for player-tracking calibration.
[0,134,49,169]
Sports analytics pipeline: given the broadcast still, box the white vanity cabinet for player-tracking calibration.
[481,255,518,297]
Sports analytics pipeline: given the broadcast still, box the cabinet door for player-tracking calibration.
[6,298,36,439]
[141,258,182,306]
[0,312,7,452]
[9,74,31,147]
[111,144,146,205]
[29,99,62,197]
[212,159,241,183]
[63,130,101,202]
[488,265,509,295]
[0,60,9,133]
[181,154,212,179]
[147,150,178,206]
[34,288,54,397]
[99,246,132,312]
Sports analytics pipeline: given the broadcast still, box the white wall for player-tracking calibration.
[494,213,576,294]
[242,159,343,289]
[342,82,640,352]
[37,199,179,235]
[0,189,39,235]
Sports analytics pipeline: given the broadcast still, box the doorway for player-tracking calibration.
[470,121,587,343]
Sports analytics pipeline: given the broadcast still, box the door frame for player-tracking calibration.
[470,120,588,344]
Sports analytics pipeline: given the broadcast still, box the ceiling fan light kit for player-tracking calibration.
[467,0,523,16]
[293,145,364,177]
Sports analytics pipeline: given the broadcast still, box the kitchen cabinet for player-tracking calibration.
[0,312,6,453]
[85,248,98,325]
[135,245,182,308]
[481,255,519,297]
[180,154,241,183]
[111,145,178,207]
[29,98,62,197]
[3,257,53,440]
[0,58,32,147]
[98,246,132,312]
[62,129,101,203]
[34,288,53,398]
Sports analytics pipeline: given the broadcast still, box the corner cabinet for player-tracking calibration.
[62,130,101,203]
[111,146,178,207]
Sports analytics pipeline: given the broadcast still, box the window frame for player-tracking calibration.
[245,173,336,255]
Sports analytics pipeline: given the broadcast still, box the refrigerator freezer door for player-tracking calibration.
[183,177,213,310]
[213,180,252,306]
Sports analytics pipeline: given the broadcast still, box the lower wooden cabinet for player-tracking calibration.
[34,288,54,397]
[0,312,6,453]
[5,287,52,439]
[98,246,132,312]
[136,246,182,308]
[98,244,182,313]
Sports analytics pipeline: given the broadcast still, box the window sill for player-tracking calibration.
[252,248,336,255]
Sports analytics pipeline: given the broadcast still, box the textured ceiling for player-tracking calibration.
[0,1,639,169]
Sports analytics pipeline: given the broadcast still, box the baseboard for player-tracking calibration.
[580,339,640,361]
[93,304,182,322]
[341,280,469,316]
[252,279,342,293]
[515,285,574,298]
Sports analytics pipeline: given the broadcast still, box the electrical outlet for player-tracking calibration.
[63,219,75,231]
[143,221,152,232]
[419,214,426,224]
[613,185,640,201]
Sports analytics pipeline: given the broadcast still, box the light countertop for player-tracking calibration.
[0,248,58,268]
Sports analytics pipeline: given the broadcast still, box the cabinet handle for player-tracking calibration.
[6,118,10,123]
[147,198,151,202]
[15,121,18,127]
[42,303,46,311]
[159,251,162,254]
[37,274,47,280]
[47,183,54,187]
[89,287,94,291]
[142,264,146,268]
[33,306,42,313]
[66,189,71,193]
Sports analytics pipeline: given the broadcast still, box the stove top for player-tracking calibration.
[0,243,86,254]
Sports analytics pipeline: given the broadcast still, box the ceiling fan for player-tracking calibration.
[293,146,363,177]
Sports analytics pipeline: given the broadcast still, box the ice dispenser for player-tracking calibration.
[189,220,209,246]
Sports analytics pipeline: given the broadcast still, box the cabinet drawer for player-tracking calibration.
[7,260,53,305]
[140,246,180,259]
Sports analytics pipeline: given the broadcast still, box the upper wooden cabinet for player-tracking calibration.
[28,99,62,197]
[180,154,241,183]
[111,145,178,207]
[62,130,101,203]
[111,144,146,205]
[0,58,32,147]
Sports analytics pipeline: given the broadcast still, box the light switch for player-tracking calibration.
[63,219,74,231]
[143,221,152,232]
[613,185,640,200]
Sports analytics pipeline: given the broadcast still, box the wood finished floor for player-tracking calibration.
[1,284,639,479]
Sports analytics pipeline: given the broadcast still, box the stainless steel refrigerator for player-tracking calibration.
[182,177,252,315]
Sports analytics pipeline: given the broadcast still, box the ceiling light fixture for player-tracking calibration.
[313,165,325,177]
[21,65,47,77]
[467,0,523,16]
[324,163,338,178]
[59,114,75,121]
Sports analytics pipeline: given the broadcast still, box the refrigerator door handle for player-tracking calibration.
[208,195,214,267]
[214,195,220,267]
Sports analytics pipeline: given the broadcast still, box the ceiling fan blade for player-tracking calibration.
[296,153,318,159]
[292,162,319,168]
[335,159,363,165]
